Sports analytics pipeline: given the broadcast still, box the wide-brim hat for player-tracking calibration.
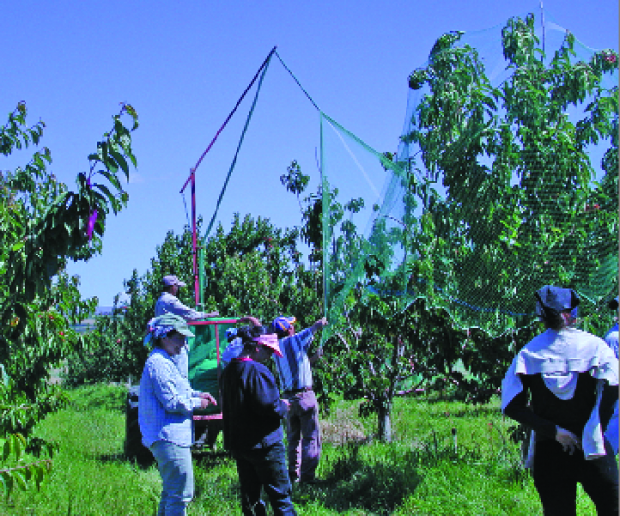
[163,275,186,287]
[253,333,283,357]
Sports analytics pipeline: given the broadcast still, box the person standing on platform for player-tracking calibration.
[154,275,218,378]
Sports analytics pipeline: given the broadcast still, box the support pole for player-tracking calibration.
[191,169,199,307]
[180,46,277,308]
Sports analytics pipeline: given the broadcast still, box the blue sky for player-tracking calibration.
[2,1,618,306]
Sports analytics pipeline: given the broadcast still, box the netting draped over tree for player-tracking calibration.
[322,10,618,338]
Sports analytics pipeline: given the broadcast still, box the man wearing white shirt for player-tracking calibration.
[154,275,218,378]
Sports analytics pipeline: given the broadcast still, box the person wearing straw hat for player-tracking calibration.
[139,313,217,516]
[501,286,619,515]
[603,296,619,454]
[220,325,296,516]
[271,315,328,485]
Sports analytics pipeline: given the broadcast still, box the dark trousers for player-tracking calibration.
[533,439,619,516]
[232,441,297,516]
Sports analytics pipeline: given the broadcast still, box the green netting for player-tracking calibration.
[322,9,619,337]
[188,319,235,415]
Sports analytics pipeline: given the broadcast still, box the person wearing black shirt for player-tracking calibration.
[502,286,619,515]
[220,326,296,516]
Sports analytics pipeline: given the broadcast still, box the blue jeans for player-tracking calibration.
[232,440,297,516]
[150,440,194,516]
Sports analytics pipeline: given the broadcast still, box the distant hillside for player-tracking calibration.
[95,306,114,316]
[72,306,115,333]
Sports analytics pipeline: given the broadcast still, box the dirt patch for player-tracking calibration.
[321,407,368,445]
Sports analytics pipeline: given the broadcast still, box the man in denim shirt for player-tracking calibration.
[271,315,328,484]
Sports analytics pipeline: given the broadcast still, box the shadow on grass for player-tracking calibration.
[96,452,156,469]
[194,449,233,465]
[294,444,423,515]
[447,406,500,419]
[193,452,242,504]
[94,448,232,470]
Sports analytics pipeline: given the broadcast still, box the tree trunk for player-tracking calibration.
[377,401,392,442]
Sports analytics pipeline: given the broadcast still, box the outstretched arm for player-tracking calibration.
[311,317,328,333]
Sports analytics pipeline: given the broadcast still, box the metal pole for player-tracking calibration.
[540,0,546,59]
[191,169,199,307]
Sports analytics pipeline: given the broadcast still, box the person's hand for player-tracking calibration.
[199,392,217,407]
[281,399,290,410]
[313,317,328,331]
[555,425,581,454]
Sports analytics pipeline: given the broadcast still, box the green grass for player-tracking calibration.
[0,385,602,515]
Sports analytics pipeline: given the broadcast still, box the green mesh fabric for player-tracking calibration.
[188,320,234,415]
[322,10,618,338]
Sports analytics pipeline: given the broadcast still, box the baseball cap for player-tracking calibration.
[272,316,296,333]
[609,296,619,310]
[163,275,186,287]
[535,285,579,316]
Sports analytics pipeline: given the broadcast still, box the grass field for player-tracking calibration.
[0,384,601,515]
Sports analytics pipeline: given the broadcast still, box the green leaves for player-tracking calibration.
[402,13,618,332]
[0,101,137,496]
[1,103,139,317]
[0,433,53,498]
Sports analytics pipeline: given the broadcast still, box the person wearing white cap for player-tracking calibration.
[219,326,297,515]
[155,275,219,379]
[501,286,619,515]
[603,296,619,454]
[155,275,218,323]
